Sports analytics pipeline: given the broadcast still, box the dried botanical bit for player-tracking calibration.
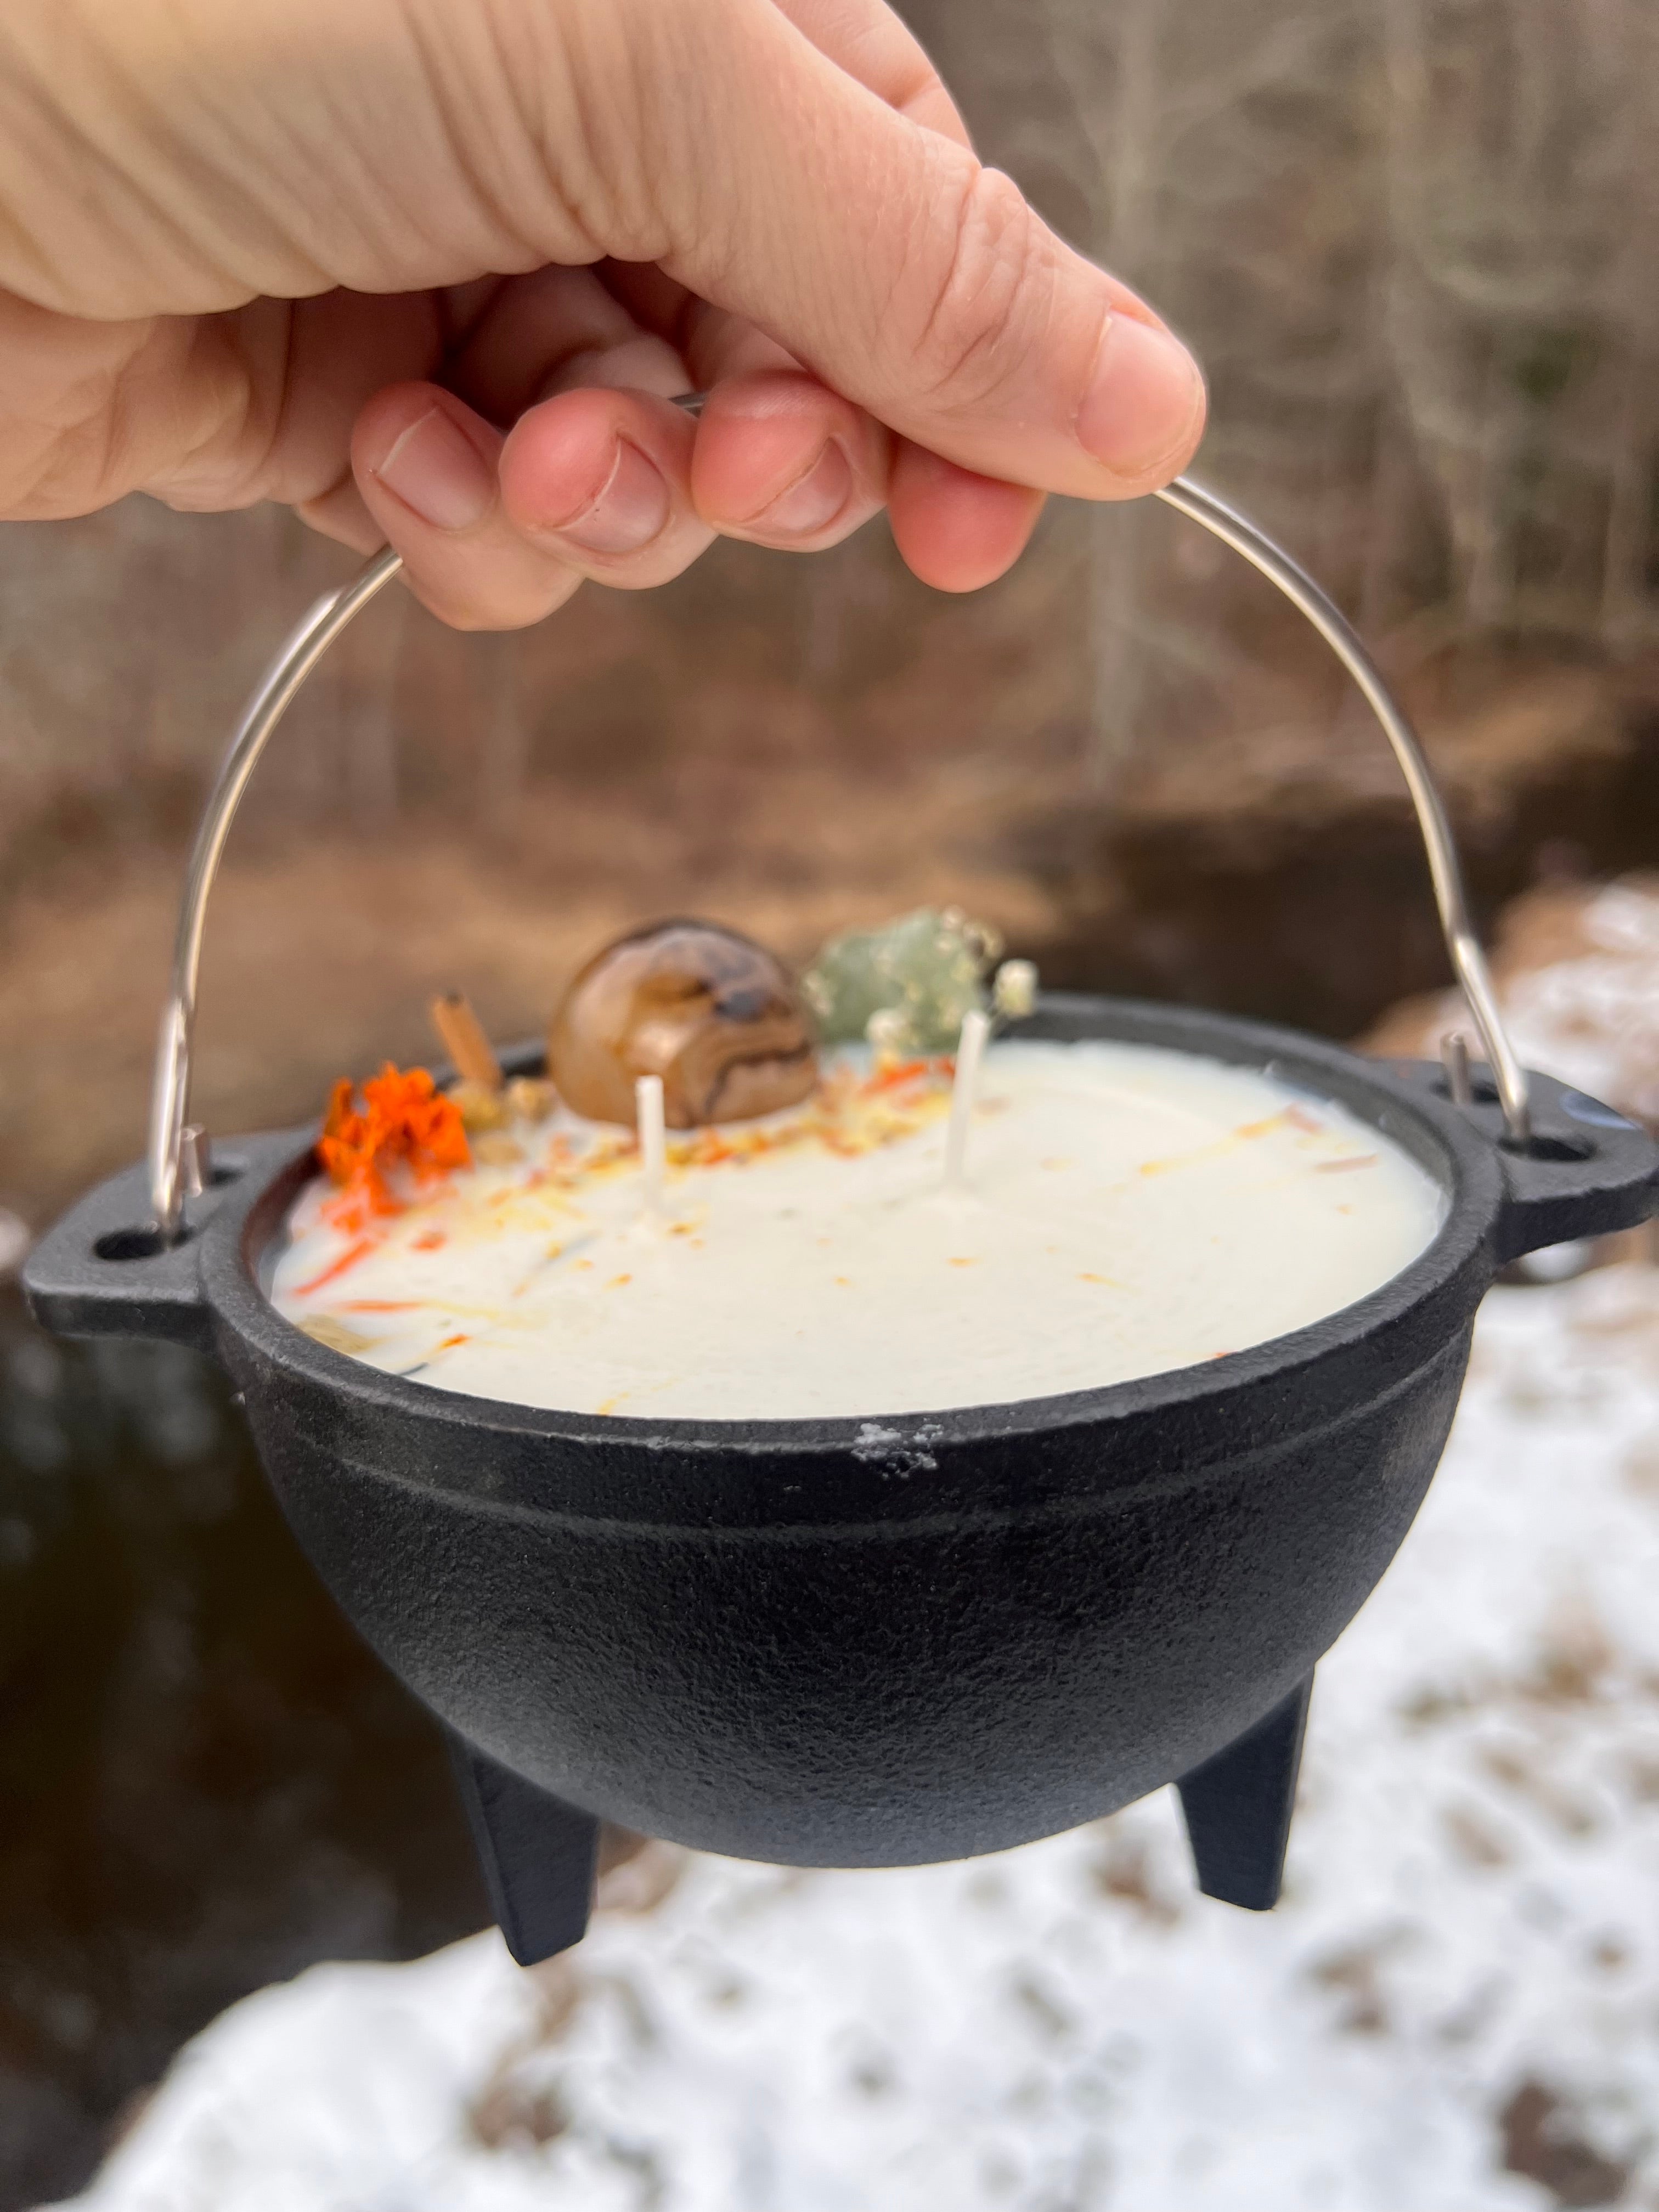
[866,1006,911,1062]
[505,1077,560,1124]
[450,1080,511,1132]
[318,1064,471,1210]
[429,991,503,1092]
[801,908,1004,1052]
[992,958,1039,1020]
[291,1237,377,1295]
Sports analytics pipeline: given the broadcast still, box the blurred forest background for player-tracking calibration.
[3,0,1659,2201]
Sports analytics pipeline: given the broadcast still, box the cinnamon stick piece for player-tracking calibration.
[430,991,504,1092]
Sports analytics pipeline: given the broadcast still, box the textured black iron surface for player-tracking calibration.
[25,998,1659,1959]
[1178,1675,1313,1911]
[447,1735,599,1967]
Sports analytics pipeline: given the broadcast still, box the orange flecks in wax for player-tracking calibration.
[948,1256,978,1268]
[1233,1109,1296,1142]
[1316,1155,1378,1173]
[606,1273,633,1289]
[319,1064,470,1214]
[411,1230,448,1251]
[868,1057,931,1093]
[292,1238,374,1295]
[1139,1108,1298,1179]
[340,1300,425,1313]
[434,1333,470,1353]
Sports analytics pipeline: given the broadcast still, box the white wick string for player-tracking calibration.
[636,1074,667,1223]
[944,1009,991,1191]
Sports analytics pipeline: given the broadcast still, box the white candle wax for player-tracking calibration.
[270,1041,1444,1421]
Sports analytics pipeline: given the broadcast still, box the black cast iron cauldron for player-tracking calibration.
[22,455,1659,1966]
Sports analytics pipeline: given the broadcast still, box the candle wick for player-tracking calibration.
[944,1010,991,1191]
[636,1075,668,1224]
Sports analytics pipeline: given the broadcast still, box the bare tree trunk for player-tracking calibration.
[1598,0,1659,653]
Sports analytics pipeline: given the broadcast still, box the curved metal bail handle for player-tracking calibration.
[1152,476,1530,1146]
[148,548,405,1237]
[146,432,1527,1239]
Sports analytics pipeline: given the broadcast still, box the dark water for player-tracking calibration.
[0,1290,487,2208]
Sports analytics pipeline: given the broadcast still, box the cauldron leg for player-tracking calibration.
[1176,1674,1313,1911]
[446,1735,600,1966]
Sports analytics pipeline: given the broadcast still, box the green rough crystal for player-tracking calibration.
[800,907,1005,1052]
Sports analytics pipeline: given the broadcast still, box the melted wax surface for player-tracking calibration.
[268,1041,1445,1420]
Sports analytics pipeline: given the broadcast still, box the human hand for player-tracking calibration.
[0,0,1206,628]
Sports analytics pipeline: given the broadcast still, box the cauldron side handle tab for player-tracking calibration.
[21,1127,309,1351]
[1386,1064,1659,1261]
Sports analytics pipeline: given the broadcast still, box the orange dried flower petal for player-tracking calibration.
[316,1063,471,1209]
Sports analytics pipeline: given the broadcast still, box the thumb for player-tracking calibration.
[642,0,1205,498]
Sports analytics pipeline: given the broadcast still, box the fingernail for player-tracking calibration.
[549,439,669,556]
[1076,315,1206,480]
[374,407,494,531]
[747,441,853,538]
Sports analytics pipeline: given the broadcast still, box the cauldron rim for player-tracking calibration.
[208,996,1500,1462]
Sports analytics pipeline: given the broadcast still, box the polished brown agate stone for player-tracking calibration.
[548,921,819,1128]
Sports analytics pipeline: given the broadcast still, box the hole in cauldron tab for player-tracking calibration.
[94,1226,194,1262]
[208,1160,245,1187]
[1502,1131,1595,1163]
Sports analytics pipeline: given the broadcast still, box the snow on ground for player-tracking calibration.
[1496,884,1659,1127]
[58,1269,1659,2212]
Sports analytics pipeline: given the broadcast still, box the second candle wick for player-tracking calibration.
[636,1074,668,1223]
[944,1011,992,1192]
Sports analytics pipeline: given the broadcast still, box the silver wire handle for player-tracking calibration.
[1155,475,1529,1146]
[146,414,1530,1238]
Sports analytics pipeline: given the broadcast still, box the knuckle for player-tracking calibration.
[905,166,1051,413]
